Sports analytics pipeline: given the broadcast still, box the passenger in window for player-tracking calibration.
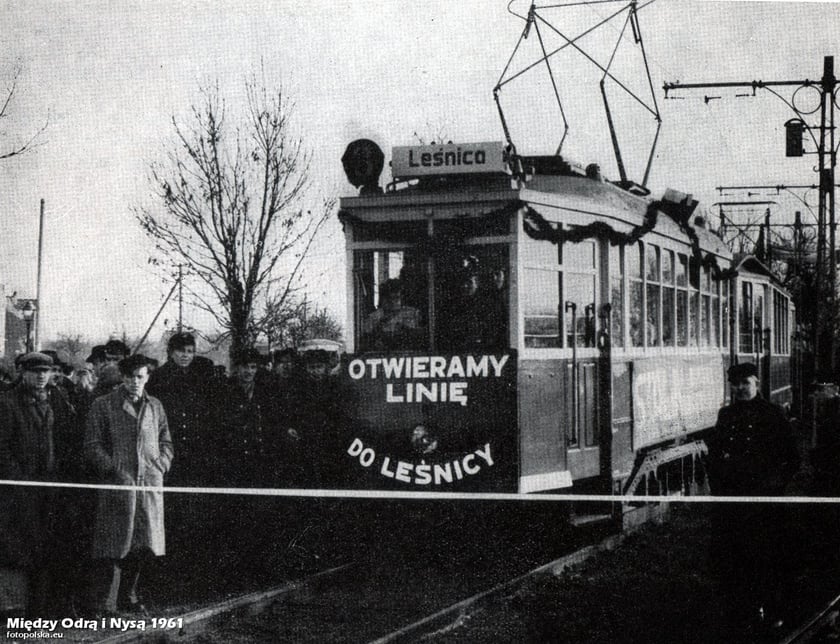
[482,267,508,349]
[362,279,424,351]
[440,265,490,352]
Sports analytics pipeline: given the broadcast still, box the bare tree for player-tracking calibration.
[1,66,47,160]
[44,333,88,363]
[296,305,343,345]
[137,77,333,361]
[260,296,342,350]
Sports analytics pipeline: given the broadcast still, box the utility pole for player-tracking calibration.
[35,199,45,350]
[665,55,839,382]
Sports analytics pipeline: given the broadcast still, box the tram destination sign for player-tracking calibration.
[391,141,507,178]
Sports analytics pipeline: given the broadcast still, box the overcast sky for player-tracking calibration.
[0,0,837,344]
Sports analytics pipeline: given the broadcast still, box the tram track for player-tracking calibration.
[780,592,840,644]
[76,500,608,643]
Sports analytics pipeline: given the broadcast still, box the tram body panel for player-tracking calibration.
[516,356,602,491]
[340,352,518,491]
[629,354,724,450]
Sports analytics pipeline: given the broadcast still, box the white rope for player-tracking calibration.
[1,479,837,503]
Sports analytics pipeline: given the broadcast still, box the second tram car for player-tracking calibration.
[333,140,796,495]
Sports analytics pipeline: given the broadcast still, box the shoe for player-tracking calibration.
[118,601,149,617]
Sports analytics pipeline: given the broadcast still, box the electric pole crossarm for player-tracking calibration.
[664,79,811,94]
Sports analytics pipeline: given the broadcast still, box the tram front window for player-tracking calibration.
[354,244,509,353]
[436,245,509,352]
[355,249,428,352]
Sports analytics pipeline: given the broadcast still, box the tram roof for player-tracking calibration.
[732,254,781,283]
[340,170,729,258]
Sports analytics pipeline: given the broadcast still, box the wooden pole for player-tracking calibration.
[35,199,45,350]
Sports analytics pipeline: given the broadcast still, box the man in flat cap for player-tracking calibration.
[705,362,799,635]
[85,353,173,616]
[0,352,75,616]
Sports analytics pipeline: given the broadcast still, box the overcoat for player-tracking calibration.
[0,384,66,569]
[705,396,799,496]
[84,387,173,559]
[147,360,219,485]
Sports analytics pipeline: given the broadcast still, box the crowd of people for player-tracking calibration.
[0,333,342,619]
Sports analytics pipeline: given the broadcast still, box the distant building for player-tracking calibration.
[1,287,33,359]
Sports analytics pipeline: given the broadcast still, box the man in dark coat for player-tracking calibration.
[705,362,799,635]
[295,349,348,489]
[85,353,173,615]
[146,333,220,578]
[222,349,279,487]
[147,332,218,486]
[0,352,75,616]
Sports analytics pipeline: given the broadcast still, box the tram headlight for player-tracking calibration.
[342,139,384,195]
[411,424,438,455]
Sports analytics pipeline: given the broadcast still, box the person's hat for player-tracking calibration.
[379,279,402,298]
[233,348,264,366]
[41,350,62,368]
[167,332,196,353]
[302,349,331,364]
[86,345,106,363]
[728,362,758,383]
[117,353,151,376]
[19,352,54,372]
[104,339,130,358]
[273,347,298,362]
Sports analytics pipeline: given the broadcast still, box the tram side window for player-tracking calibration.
[739,282,753,353]
[675,253,688,346]
[755,286,766,352]
[522,229,595,349]
[523,269,561,348]
[565,240,597,348]
[712,277,721,347]
[523,227,562,349]
[355,249,428,352]
[610,244,624,348]
[662,249,675,347]
[645,244,661,347]
[688,257,700,346]
[628,241,644,347]
[700,265,711,347]
[721,280,729,348]
[566,273,596,348]
[774,290,790,354]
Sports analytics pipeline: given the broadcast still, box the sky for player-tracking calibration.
[0,0,837,345]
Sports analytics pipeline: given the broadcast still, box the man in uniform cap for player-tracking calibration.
[0,352,75,615]
[705,362,799,635]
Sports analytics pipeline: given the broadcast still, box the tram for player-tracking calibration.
[333,139,796,495]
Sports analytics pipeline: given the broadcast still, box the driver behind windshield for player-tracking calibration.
[362,278,424,350]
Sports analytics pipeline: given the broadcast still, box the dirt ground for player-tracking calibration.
[437,503,840,644]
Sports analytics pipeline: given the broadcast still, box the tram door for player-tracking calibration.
[757,283,771,399]
[562,240,604,481]
[746,281,771,398]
